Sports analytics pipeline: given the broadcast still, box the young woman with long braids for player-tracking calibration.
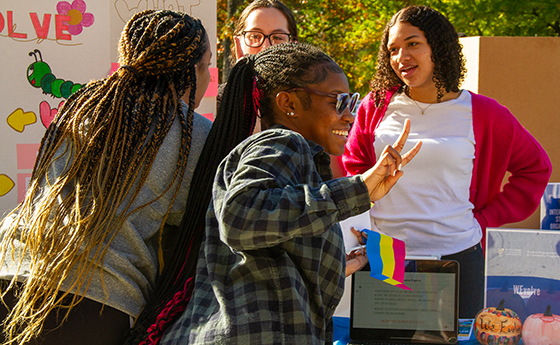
[343,6,551,318]
[141,42,422,344]
[0,10,213,344]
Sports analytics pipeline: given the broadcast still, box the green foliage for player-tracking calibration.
[218,0,560,96]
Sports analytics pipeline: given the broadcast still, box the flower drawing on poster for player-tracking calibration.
[56,0,95,35]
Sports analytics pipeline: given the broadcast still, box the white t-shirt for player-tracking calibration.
[371,90,482,256]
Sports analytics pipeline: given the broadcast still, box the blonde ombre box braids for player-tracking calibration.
[0,10,207,344]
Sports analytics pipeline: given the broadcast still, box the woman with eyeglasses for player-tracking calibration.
[343,6,551,318]
[233,0,297,60]
[218,0,297,134]
[219,0,297,131]
[157,42,421,344]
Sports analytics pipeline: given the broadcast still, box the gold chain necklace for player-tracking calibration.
[411,98,434,115]
[405,86,435,115]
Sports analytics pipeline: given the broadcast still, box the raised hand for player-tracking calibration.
[345,227,368,277]
[361,119,422,202]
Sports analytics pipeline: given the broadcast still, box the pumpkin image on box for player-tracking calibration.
[526,283,560,318]
[474,299,522,345]
[486,281,528,322]
[522,305,560,345]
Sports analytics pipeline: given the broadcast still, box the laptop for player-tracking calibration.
[349,260,459,344]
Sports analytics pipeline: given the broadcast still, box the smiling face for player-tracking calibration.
[234,7,291,60]
[387,21,436,95]
[279,70,355,156]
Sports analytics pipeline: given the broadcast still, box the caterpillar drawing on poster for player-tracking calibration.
[27,50,83,99]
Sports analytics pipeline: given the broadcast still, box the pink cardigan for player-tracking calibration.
[343,89,552,246]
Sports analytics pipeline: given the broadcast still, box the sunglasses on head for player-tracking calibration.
[286,88,360,115]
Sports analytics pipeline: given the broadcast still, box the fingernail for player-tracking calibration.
[398,163,402,170]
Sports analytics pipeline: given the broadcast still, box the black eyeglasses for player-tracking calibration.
[286,88,360,115]
[241,31,292,48]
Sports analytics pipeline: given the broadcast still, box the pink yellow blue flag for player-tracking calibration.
[363,229,411,290]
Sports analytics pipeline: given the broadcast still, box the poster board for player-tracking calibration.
[0,0,217,218]
[541,183,560,230]
[485,228,560,323]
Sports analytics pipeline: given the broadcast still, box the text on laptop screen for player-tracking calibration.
[353,271,456,331]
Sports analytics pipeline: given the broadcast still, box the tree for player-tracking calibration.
[217,0,560,96]
[220,0,244,82]
[439,0,560,37]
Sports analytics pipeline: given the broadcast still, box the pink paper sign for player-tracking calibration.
[110,62,120,75]
[17,143,41,170]
[204,67,219,98]
[17,173,32,203]
[201,113,214,122]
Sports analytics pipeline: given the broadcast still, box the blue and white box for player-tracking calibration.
[541,183,560,230]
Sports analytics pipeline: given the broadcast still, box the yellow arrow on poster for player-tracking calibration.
[7,108,37,133]
[0,174,15,196]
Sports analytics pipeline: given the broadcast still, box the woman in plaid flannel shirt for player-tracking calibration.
[158,43,421,345]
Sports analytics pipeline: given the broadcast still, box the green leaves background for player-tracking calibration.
[218,0,560,95]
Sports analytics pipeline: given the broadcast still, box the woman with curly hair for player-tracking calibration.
[343,5,551,318]
[0,10,213,344]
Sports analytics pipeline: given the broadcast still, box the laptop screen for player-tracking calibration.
[350,260,459,344]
